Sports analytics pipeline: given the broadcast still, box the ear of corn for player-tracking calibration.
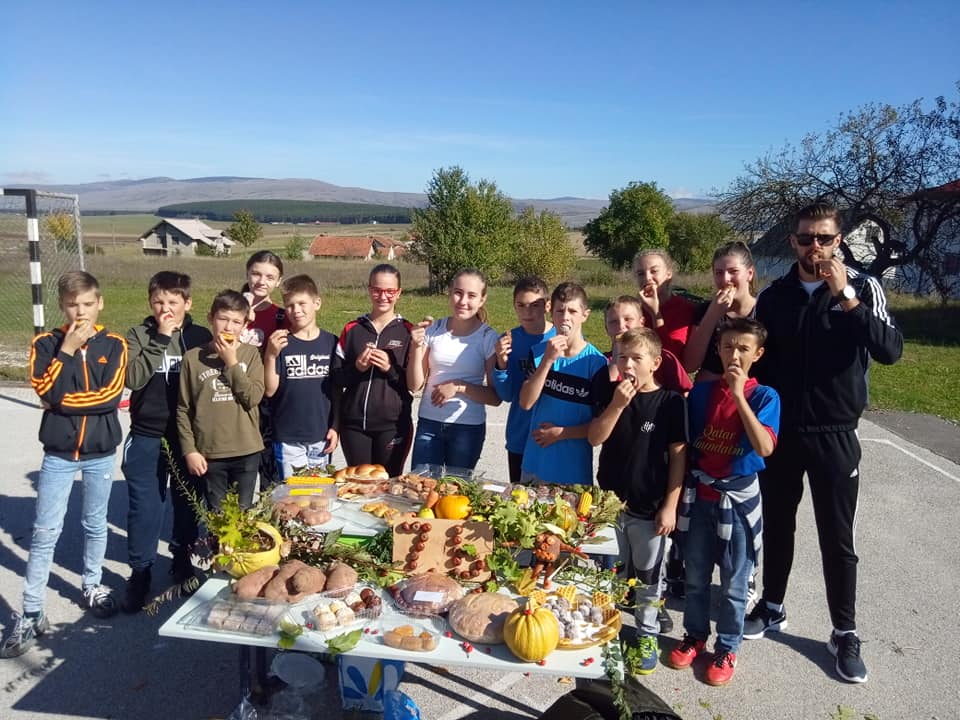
[577,491,593,516]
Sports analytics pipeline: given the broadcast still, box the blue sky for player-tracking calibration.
[1,1,957,200]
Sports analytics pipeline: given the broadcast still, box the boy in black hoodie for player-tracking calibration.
[2,272,127,658]
[120,271,211,613]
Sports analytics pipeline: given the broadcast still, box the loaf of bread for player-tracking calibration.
[332,464,390,482]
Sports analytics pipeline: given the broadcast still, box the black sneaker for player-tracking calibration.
[122,568,152,614]
[742,602,788,639]
[657,604,674,634]
[827,631,868,683]
[1,612,50,658]
[82,585,119,619]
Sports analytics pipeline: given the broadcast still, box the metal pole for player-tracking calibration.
[0,188,44,333]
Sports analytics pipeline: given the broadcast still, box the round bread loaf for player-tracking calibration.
[447,592,519,644]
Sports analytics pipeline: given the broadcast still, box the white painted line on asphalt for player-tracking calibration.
[862,437,960,483]
[434,671,525,720]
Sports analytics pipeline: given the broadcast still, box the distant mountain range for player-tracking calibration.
[27,176,716,226]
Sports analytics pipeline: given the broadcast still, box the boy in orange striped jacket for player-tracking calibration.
[1,271,128,659]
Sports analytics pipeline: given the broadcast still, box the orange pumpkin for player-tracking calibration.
[434,494,471,520]
[503,605,560,663]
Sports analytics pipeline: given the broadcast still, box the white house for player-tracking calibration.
[140,218,234,256]
[750,185,960,297]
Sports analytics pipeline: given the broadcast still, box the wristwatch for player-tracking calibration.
[837,285,856,301]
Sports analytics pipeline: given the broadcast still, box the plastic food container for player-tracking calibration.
[295,585,384,638]
[179,596,287,636]
[271,483,338,510]
[374,612,444,652]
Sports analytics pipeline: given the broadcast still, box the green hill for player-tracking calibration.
[156,199,413,224]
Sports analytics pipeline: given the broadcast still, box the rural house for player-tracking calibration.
[308,235,407,261]
[749,218,895,284]
[140,218,234,256]
[750,183,960,297]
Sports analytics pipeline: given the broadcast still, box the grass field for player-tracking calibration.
[0,240,956,422]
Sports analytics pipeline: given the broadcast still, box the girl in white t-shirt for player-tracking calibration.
[407,268,501,471]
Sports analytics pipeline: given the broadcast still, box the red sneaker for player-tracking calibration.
[705,651,737,686]
[667,635,706,669]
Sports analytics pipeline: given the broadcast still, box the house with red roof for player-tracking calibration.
[308,234,407,261]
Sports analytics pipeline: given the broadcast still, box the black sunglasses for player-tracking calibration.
[794,233,839,247]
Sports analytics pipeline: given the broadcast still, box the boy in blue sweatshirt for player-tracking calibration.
[492,276,554,484]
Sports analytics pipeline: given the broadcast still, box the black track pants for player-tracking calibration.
[759,430,861,631]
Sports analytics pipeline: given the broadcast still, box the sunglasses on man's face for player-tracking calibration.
[793,233,839,247]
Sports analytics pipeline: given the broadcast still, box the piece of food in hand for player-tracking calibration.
[220,332,235,342]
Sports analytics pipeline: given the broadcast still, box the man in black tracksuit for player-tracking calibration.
[743,202,902,684]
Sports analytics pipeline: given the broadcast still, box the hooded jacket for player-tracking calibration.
[126,314,213,438]
[336,315,413,431]
[30,325,127,460]
[754,264,902,433]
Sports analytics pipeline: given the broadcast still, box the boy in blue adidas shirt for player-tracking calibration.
[667,317,779,686]
[492,276,555,484]
[519,282,607,485]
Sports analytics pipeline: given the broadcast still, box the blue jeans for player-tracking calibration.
[23,452,117,613]
[681,497,755,653]
[411,418,485,472]
[122,433,200,571]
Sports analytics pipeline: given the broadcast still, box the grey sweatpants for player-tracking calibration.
[616,512,667,636]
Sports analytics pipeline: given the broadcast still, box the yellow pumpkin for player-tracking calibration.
[224,522,283,578]
[503,606,560,663]
[434,494,471,520]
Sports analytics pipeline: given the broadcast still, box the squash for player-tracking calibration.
[447,592,519,644]
[503,605,560,663]
[434,494,471,520]
[225,522,283,578]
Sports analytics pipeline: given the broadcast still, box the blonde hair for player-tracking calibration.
[632,248,675,274]
[450,268,489,324]
[618,327,662,357]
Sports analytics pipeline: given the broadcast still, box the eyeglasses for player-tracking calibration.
[368,286,400,299]
[793,233,839,247]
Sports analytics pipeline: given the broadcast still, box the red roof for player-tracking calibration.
[904,179,960,201]
[308,235,376,258]
[308,234,408,258]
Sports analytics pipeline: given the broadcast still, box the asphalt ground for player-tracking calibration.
[1,384,958,720]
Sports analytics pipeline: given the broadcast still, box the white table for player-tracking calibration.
[159,578,611,680]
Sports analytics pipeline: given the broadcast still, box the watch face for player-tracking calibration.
[842,285,856,300]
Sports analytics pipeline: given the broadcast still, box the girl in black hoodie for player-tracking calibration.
[335,264,414,477]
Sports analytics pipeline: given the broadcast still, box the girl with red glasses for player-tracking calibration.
[334,264,414,476]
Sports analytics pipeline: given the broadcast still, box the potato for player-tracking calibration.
[299,508,331,526]
[324,562,359,595]
[263,560,309,602]
[290,567,326,596]
[231,565,280,600]
[272,502,302,522]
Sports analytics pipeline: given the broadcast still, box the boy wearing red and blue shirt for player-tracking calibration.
[667,318,779,686]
